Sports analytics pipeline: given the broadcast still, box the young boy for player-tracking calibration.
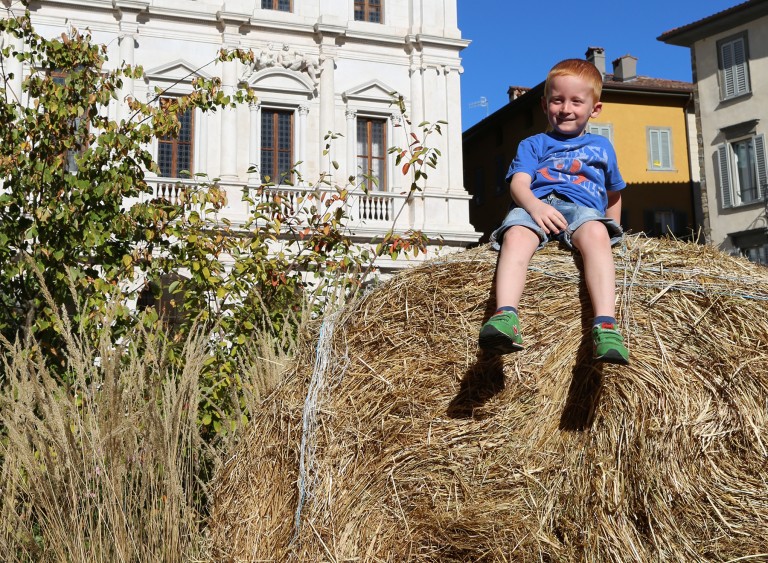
[478,58,629,365]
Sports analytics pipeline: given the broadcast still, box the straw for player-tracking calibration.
[209,235,768,562]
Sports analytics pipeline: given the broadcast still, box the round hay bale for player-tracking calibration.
[209,235,768,562]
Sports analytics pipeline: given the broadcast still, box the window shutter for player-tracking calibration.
[754,134,766,200]
[721,42,736,98]
[660,130,671,168]
[721,37,750,98]
[717,143,733,209]
[649,129,660,168]
[589,123,612,142]
[733,38,748,95]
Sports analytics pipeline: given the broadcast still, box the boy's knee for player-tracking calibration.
[573,220,610,247]
[503,225,539,246]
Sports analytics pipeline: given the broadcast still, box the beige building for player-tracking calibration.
[660,0,768,264]
[2,0,480,271]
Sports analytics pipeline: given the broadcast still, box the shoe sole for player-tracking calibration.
[478,327,523,355]
[594,349,630,365]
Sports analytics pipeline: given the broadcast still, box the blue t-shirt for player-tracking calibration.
[505,132,626,214]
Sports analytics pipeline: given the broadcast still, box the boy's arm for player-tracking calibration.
[510,172,567,234]
[606,190,622,224]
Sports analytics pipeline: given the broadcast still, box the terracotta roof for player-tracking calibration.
[504,75,693,98]
[602,74,693,93]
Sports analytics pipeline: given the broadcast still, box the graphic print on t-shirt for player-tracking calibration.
[536,145,608,200]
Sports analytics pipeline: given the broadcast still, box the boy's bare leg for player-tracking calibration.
[495,226,540,308]
[571,220,615,318]
[479,225,539,354]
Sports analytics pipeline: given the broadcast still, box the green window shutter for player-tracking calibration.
[717,143,733,209]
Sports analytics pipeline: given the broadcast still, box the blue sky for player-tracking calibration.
[458,0,742,130]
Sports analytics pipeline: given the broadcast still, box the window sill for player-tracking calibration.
[718,91,752,107]
[723,199,766,211]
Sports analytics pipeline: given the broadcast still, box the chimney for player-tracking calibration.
[585,46,606,77]
[612,54,638,82]
[507,86,529,102]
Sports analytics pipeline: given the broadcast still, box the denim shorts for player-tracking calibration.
[489,194,623,251]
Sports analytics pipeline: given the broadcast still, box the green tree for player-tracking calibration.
[0,5,441,436]
[0,9,255,363]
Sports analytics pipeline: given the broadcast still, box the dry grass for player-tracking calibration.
[210,235,768,562]
[0,301,296,562]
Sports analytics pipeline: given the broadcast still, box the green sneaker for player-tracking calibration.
[478,311,524,355]
[593,322,629,365]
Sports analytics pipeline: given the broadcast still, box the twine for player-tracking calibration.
[291,309,345,544]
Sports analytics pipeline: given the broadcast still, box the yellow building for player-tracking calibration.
[463,49,700,243]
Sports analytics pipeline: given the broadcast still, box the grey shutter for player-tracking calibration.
[722,42,736,98]
[721,37,750,98]
[660,129,672,169]
[733,38,748,96]
[649,129,660,168]
[717,143,733,209]
[755,134,767,200]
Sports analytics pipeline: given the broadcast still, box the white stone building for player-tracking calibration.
[660,1,768,264]
[6,0,479,271]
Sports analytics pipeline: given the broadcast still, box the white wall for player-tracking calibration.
[20,0,481,258]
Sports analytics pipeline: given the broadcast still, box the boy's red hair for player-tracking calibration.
[544,59,603,102]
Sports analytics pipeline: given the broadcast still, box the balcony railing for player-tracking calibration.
[138,178,413,232]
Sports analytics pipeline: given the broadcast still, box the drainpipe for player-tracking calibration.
[682,91,701,242]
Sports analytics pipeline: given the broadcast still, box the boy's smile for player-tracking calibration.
[542,74,602,137]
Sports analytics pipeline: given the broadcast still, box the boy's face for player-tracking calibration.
[541,74,602,137]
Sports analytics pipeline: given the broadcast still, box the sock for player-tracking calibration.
[593,315,616,328]
[495,306,518,315]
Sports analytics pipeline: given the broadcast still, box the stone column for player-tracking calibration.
[217,12,248,181]
[409,62,425,131]
[248,101,262,185]
[297,104,309,180]
[444,65,464,193]
[318,53,336,166]
[114,1,148,121]
[345,108,357,181]
[219,56,239,180]
[4,31,23,103]
[116,26,136,122]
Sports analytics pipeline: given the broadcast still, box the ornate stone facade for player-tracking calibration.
[11,0,480,269]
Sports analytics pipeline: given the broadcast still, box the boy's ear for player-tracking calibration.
[590,101,603,118]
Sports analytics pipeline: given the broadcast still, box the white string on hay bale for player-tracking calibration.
[209,235,768,562]
[293,310,347,544]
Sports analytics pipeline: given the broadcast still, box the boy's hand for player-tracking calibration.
[527,200,567,235]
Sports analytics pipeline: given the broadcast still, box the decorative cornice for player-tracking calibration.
[217,10,250,26]
[113,0,149,12]
[406,34,470,50]
[343,29,406,47]
[146,5,219,22]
